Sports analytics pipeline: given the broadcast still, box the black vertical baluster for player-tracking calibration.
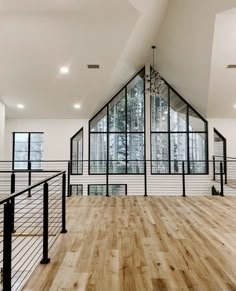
[41,182,50,264]
[182,161,186,197]
[11,173,15,233]
[67,161,71,197]
[3,201,13,290]
[144,160,147,196]
[28,161,32,197]
[61,173,67,234]
[220,162,224,197]
[213,156,216,181]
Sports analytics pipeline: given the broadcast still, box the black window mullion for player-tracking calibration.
[28,133,31,170]
[125,86,128,174]
[187,106,190,174]
[168,86,171,174]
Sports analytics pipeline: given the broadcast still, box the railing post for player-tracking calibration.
[3,201,13,290]
[41,182,50,264]
[11,173,15,233]
[220,162,224,197]
[224,159,227,185]
[106,160,109,197]
[61,173,67,234]
[182,161,186,197]
[28,161,32,197]
[144,160,147,197]
[67,161,71,197]
[213,156,216,181]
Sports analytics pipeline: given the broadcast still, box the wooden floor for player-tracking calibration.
[24,196,236,291]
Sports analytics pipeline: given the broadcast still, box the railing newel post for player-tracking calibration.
[41,181,50,264]
[220,162,224,197]
[61,172,67,234]
[28,161,32,197]
[213,156,216,181]
[144,160,147,197]
[182,161,186,197]
[3,201,13,290]
[67,161,71,197]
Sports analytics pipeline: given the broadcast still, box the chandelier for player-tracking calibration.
[146,46,164,95]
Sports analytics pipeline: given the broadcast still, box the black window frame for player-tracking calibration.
[12,132,44,170]
[87,184,127,196]
[88,67,146,175]
[70,184,83,196]
[150,76,209,175]
[70,127,83,175]
[214,128,227,175]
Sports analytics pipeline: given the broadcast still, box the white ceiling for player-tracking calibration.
[0,0,168,119]
[208,9,236,117]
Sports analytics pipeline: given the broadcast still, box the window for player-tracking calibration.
[214,128,226,174]
[70,128,83,175]
[88,184,127,196]
[70,185,83,196]
[89,67,145,174]
[151,77,208,174]
[13,132,44,170]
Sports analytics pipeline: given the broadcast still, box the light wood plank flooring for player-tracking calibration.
[24,196,236,291]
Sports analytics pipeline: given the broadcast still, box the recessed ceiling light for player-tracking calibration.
[17,104,24,109]
[59,66,70,75]
[234,104,236,109]
[74,104,81,109]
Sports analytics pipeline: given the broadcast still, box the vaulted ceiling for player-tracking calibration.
[0,0,168,118]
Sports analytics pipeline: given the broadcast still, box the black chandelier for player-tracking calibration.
[146,46,164,95]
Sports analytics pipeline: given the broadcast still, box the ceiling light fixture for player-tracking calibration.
[74,104,81,109]
[17,104,24,109]
[234,104,236,109]
[59,66,70,75]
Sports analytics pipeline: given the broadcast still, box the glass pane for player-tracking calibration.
[170,133,187,173]
[151,133,169,173]
[127,133,144,173]
[109,134,126,160]
[89,185,106,196]
[30,133,43,143]
[108,185,126,195]
[170,90,187,132]
[71,129,83,174]
[90,133,107,174]
[127,70,145,132]
[189,133,207,174]
[90,107,107,132]
[109,133,126,173]
[14,161,28,170]
[109,90,126,132]
[151,83,168,132]
[15,133,28,143]
[189,108,206,132]
[71,185,83,196]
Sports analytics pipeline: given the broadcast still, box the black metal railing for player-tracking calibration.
[0,170,67,290]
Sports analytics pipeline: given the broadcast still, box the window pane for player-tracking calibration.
[189,108,206,132]
[109,133,126,173]
[71,129,83,174]
[127,133,144,173]
[151,133,169,173]
[108,185,126,195]
[71,185,83,196]
[90,107,107,132]
[170,90,187,132]
[30,133,43,143]
[109,90,126,132]
[127,70,145,132]
[151,83,168,132]
[89,185,107,196]
[189,132,207,173]
[90,133,107,174]
[170,133,187,173]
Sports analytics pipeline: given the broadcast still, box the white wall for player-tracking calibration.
[0,101,5,160]
[208,118,236,158]
[5,119,89,160]
[156,0,236,117]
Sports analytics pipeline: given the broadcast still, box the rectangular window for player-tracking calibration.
[70,128,83,175]
[70,185,83,196]
[88,184,127,196]
[13,132,43,170]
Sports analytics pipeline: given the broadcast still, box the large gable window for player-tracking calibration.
[89,68,145,174]
[151,79,208,174]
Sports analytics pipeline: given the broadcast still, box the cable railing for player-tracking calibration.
[0,170,67,290]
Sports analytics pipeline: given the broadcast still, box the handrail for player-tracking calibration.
[0,170,65,205]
